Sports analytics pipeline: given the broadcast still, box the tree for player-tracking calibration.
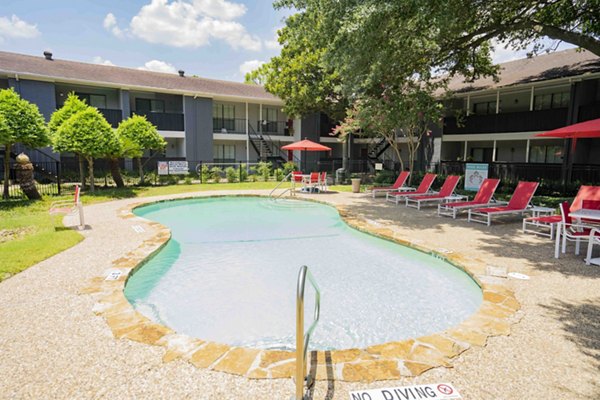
[49,93,91,187]
[0,88,49,199]
[54,108,121,192]
[244,11,348,120]
[116,115,166,185]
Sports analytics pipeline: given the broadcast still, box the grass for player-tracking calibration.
[0,181,355,281]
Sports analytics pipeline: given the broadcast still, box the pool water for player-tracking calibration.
[125,197,482,350]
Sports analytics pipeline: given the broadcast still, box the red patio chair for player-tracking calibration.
[320,172,328,191]
[371,171,411,198]
[386,173,437,205]
[406,175,461,210]
[555,201,600,258]
[468,181,539,226]
[438,178,500,219]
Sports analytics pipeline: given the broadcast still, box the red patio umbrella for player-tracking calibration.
[281,139,331,171]
[535,118,600,138]
[281,139,332,152]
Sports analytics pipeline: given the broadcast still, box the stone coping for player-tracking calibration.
[82,194,520,382]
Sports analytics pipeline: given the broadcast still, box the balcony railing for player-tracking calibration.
[578,102,600,122]
[256,120,290,136]
[213,118,247,134]
[133,111,184,131]
[444,108,569,135]
[98,108,123,128]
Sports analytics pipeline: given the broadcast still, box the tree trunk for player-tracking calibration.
[137,158,145,185]
[109,158,125,188]
[87,157,95,192]
[78,154,86,189]
[14,155,41,200]
[3,143,11,199]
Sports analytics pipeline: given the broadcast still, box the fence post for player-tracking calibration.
[239,163,242,182]
[199,161,203,184]
[56,161,61,195]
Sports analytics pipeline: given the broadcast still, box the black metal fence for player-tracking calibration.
[0,160,61,198]
[438,161,600,184]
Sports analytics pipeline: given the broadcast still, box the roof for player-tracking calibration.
[445,48,600,94]
[0,51,280,102]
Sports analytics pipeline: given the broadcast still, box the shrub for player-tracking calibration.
[248,166,258,182]
[274,168,284,182]
[282,161,297,176]
[373,170,396,185]
[225,166,238,183]
[200,164,210,183]
[184,176,192,185]
[257,161,272,182]
[210,166,223,183]
[240,164,248,182]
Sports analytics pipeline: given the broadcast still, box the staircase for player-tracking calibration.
[248,124,301,167]
[367,138,391,168]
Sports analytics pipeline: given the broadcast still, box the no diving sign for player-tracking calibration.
[350,383,461,400]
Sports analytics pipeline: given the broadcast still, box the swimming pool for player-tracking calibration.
[125,197,482,350]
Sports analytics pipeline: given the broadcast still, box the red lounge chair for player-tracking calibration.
[405,175,461,210]
[468,181,539,226]
[320,172,328,191]
[371,171,411,198]
[386,173,437,205]
[438,178,500,219]
[523,185,600,239]
[49,185,84,228]
[291,171,303,183]
[555,201,600,258]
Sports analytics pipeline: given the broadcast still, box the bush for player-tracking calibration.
[200,165,210,183]
[373,170,396,185]
[240,164,248,182]
[210,166,223,183]
[248,166,258,182]
[257,161,272,182]
[225,166,238,183]
[184,176,192,185]
[274,168,284,182]
[282,161,297,176]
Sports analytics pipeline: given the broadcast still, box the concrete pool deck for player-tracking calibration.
[1,189,599,399]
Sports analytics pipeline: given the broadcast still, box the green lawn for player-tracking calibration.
[0,181,355,281]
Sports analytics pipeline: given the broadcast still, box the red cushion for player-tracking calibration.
[412,195,444,201]
[526,215,561,223]
[472,206,511,213]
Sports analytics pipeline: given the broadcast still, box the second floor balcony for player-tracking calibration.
[98,108,123,128]
[444,108,569,135]
[133,111,184,131]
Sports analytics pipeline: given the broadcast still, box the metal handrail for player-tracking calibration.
[295,265,321,400]
[269,172,294,199]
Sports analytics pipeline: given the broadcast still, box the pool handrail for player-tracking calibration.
[295,265,321,400]
[269,171,294,199]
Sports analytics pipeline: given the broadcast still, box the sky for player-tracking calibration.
[0,0,575,83]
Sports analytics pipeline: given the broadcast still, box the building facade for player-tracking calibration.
[0,49,599,183]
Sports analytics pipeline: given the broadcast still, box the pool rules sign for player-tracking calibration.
[350,383,461,400]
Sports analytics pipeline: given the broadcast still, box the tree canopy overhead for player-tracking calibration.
[253,0,599,119]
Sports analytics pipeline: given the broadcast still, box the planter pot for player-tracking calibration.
[351,178,361,193]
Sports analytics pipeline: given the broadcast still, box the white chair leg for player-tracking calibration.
[575,239,580,255]
[555,223,561,259]
[487,215,491,226]
[562,230,567,254]
[586,235,594,265]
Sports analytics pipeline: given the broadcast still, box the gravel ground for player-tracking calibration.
[0,189,598,400]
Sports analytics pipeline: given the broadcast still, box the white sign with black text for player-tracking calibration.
[350,383,461,400]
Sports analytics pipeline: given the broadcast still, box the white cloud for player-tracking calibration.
[192,0,246,20]
[128,0,261,51]
[138,59,178,74]
[0,15,40,40]
[92,56,115,66]
[103,13,124,38]
[239,60,264,76]
[491,39,576,64]
[264,28,281,50]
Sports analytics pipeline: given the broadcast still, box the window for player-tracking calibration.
[472,101,497,115]
[75,93,106,109]
[529,145,563,163]
[263,107,279,133]
[533,92,570,110]
[136,98,165,113]
[213,103,236,131]
[213,144,236,161]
